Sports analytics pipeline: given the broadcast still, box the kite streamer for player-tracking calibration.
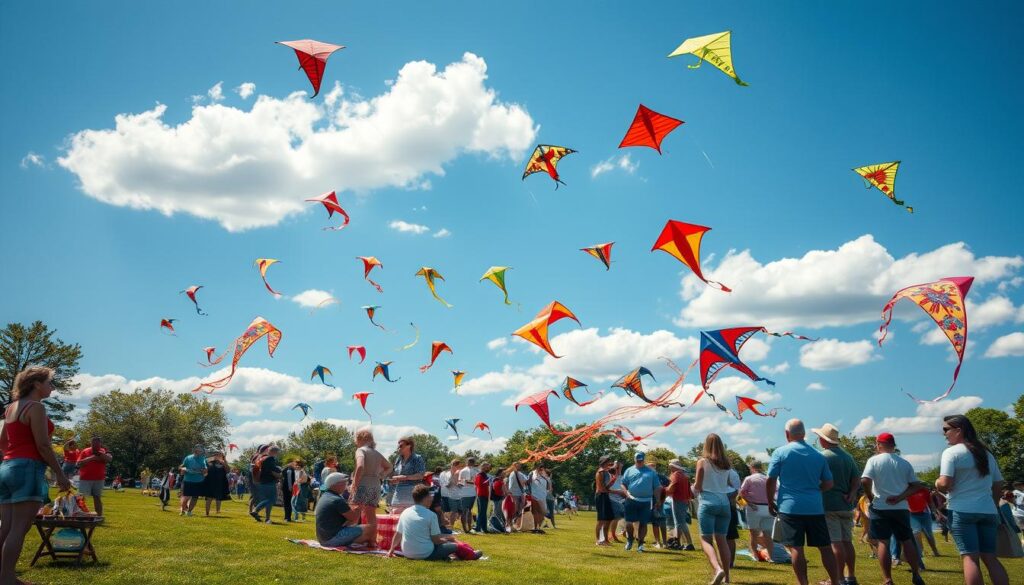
[397,323,420,351]
[192,317,282,394]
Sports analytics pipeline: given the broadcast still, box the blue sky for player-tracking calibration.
[2,1,1022,466]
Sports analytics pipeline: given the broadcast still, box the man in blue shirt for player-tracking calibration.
[766,419,840,585]
[621,451,659,552]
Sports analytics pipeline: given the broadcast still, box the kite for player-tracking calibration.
[473,422,492,440]
[515,390,563,434]
[305,191,350,230]
[734,396,789,420]
[420,341,452,373]
[618,105,684,154]
[372,361,400,383]
[228,443,238,452]
[668,31,749,86]
[451,370,466,391]
[347,345,366,364]
[512,301,581,358]
[697,327,776,392]
[160,319,177,335]
[414,267,452,308]
[522,144,577,189]
[198,346,227,367]
[254,259,282,297]
[443,418,461,441]
[309,296,339,315]
[276,39,345,98]
[560,377,602,407]
[293,402,312,418]
[480,266,514,305]
[853,161,913,213]
[180,285,208,316]
[651,220,732,292]
[879,276,973,402]
[310,365,335,388]
[351,392,373,421]
[580,243,614,270]
[356,257,384,293]
[397,323,420,351]
[612,367,667,406]
[193,317,282,393]
[362,305,387,331]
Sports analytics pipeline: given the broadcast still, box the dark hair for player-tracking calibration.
[943,415,991,476]
[412,484,432,503]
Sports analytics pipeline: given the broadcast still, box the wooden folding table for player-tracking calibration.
[30,515,103,566]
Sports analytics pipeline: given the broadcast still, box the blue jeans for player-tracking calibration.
[670,500,691,535]
[426,542,458,560]
[252,482,277,518]
[698,493,731,536]
[950,510,998,555]
[475,496,489,532]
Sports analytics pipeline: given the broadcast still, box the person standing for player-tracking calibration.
[61,439,81,479]
[320,455,339,485]
[281,459,297,522]
[766,419,840,585]
[251,445,282,523]
[293,460,312,520]
[473,462,493,534]
[203,450,231,516]
[505,462,529,532]
[740,461,773,560]
[907,486,941,557]
[0,366,72,585]
[608,461,627,543]
[179,445,207,517]
[936,415,1009,585]
[812,422,861,585]
[159,467,176,510]
[77,435,113,517]
[667,459,695,551]
[695,434,738,584]
[528,462,549,534]
[861,432,926,585]
[488,468,507,533]
[459,457,480,532]
[389,436,425,514]
[1012,481,1024,536]
[621,451,658,552]
[350,428,391,542]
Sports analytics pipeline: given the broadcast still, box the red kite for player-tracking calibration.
[351,392,373,420]
[199,346,227,367]
[473,422,492,440]
[420,341,453,373]
[160,319,176,335]
[580,243,614,270]
[347,345,366,364]
[362,305,386,331]
[305,191,350,230]
[512,301,581,358]
[651,220,731,292]
[735,396,789,420]
[276,39,345,98]
[357,257,384,293]
[522,144,576,189]
[180,285,208,315]
[515,390,562,433]
[193,317,282,393]
[254,259,282,297]
[618,105,684,154]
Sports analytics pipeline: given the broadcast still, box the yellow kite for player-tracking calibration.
[668,31,748,86]
[480,266,513,305]
[415,267,452,308]
[853,161,913,213]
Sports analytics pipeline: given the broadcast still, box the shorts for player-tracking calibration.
[461,496,476,512]
[610,496,625,519]
[352,484,381,507]
[531,496,548,516]
[182,481,205,497]
[595,493,614,521]
[448,496,465,513]
[624,499,652,524]
[826,510,855,542]
[321,525,364,547]
[949,510,998,555]
[868,508,913,542]
[910,511,933,535]
[0,458,49,504]
[775,513,830,548]
[698,494,731,536]
[671,500,691,530]
[727,505,739,539]
[78,479,105,498]
[440,496,451,512]
[746,505,774,533]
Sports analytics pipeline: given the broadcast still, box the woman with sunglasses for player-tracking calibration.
[936,414,1009,585]
[389,436,425,514]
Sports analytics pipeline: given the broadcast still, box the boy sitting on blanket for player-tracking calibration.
[315,473,375,548]
[388,484,483,560]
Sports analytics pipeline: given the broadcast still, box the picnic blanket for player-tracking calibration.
[287,539,403,557]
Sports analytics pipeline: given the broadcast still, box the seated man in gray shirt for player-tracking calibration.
[315,473,373,547]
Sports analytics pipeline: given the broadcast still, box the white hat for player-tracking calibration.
[323,472,349,491]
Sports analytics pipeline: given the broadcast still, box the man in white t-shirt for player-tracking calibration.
[861,432,926,585]
[457,457,479,533]
[505,462,529,531]
[437,460,457,528]
[388,484,482,560]
[1013,481,1024,532]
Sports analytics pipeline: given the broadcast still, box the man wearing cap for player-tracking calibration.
[667,459,695,550]
[813,423,861,585]
[315,472,373,547]
[740,461,773,560]
[621,451,659,552]
[179,445,207,517]
[861,432,926,585]
[767,419,840,585]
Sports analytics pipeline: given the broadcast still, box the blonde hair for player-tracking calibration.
[355,427,376,448]
[702,433,732,471]
[12,366,54,400]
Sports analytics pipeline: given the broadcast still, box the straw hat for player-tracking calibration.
[811,423,841,445]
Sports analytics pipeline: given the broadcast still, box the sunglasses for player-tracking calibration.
[942,426,956,434]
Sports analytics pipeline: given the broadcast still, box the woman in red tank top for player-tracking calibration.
[0,366,72,584]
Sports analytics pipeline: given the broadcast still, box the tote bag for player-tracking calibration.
[996,513,1024,558]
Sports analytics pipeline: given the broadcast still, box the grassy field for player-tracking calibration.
[16,490,1024,585]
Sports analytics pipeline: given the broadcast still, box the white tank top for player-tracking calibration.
[699,459,736,494]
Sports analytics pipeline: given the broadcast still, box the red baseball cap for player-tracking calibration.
[877,432,895,444]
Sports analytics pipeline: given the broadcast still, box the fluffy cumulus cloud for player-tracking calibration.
[58,53,537,231]
[852,395,983,436]
[236,82,255,99]
[799,338,876,370]
[527,327,698,382]
[985,332,1024,358]
[590,154,638,178]
[207,82,225,102]
[762,362,790,375]
[388,220,430,234]
[676,235,1022,330]
[289,288,335,308]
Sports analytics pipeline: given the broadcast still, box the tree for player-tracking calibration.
[837,434,877,471]
[966,404,1024,481]
[0,321,82,421]
[644,447,679,470]
[687,442,751,479]
[283,421,355,471]
[388,434,454,471]
[75,388,230,479]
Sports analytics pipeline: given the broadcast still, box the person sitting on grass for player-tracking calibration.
[314,472,374,548]
[387,484,483,560]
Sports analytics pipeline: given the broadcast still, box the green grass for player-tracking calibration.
[16,490,1024,584]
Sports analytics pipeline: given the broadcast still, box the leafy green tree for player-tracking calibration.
[284,421,355,471]
[0,321,82,421]
[644,447,678,470]
[837,434,877,470]
[687,442,751,479]
[966,404,1024,481]
[917,466,940,486]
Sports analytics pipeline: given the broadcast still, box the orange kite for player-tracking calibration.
[512,301,581,358]
[618,105,684,154]
[651,220,731,292]
[420,341,453,373]
[356,256,383,293]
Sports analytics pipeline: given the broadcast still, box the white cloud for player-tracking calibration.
[590,154,638,178]
[806,382,827,391]
[457,366,548,397]
[984,332,1024,358]
[449,435,508,455]
[762,362,790,375]
[740,338,771,363]
[902,452,940,471]
[676,235,1022,330]
[236,82,255,99]
[207,82,225,102]
[290,289,335,308]
[389,220,430,234]
[527,328,697,382]
[20,152,44,169]
[799,338,876,370]
[486,338,507,351]
[58,53,537,232]
[432,228,451,238]
[852,395,984,437]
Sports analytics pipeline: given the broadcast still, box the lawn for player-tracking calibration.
[16,490,1024,585]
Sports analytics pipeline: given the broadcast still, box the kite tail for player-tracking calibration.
[262,278,282,297]
[195,306,208,316]
[735,77,749,87]
[419,364,432,374]
[554,178,566,190]
[878,302,897,347]
[368,279,383,293]
[397,323,419,351]
[371,320,387,332]
[905,362,962,403]
[688,55,705,69]
[756,376,776,386]
[707,280,732,293]
[575,392,604,407]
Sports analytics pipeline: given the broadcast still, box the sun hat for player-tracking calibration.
[668,459,685,470]
[811,423,841,445]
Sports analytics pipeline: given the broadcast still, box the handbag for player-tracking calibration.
[996,513,1024,558]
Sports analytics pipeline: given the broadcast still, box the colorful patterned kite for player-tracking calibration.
[414,267,452,308]
[879,276,973,402]
[310,365,335,388]
[180,285,208,316]
[580,243,614,270]
[362,305,386,331]
[254,259,282,297]
[199,346,227,367]
[372,361,400,383]
[305,191,350,230]
[397,323,420,351]
[618,105,684,154]
[351,392,373,420]
[522,145,577,189]
[347,345,366,364]
[443,418,461,441]
[356,257,384,293]
[612,367,672,406]
[853,161,913,213]
[512,301,581,358]
[420,341,452,373]
[480,266,514,305]
[293,402,312,418]
[473,422,492,440]
[668,31,748,86]
[515,390,562,433]
[193,317,282,393]
[276,39,345,98]
[560,377,602,407]
[451,370,466,391]
[160,319,176,335]
[651,220,732,292]
[697,327,775,392]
